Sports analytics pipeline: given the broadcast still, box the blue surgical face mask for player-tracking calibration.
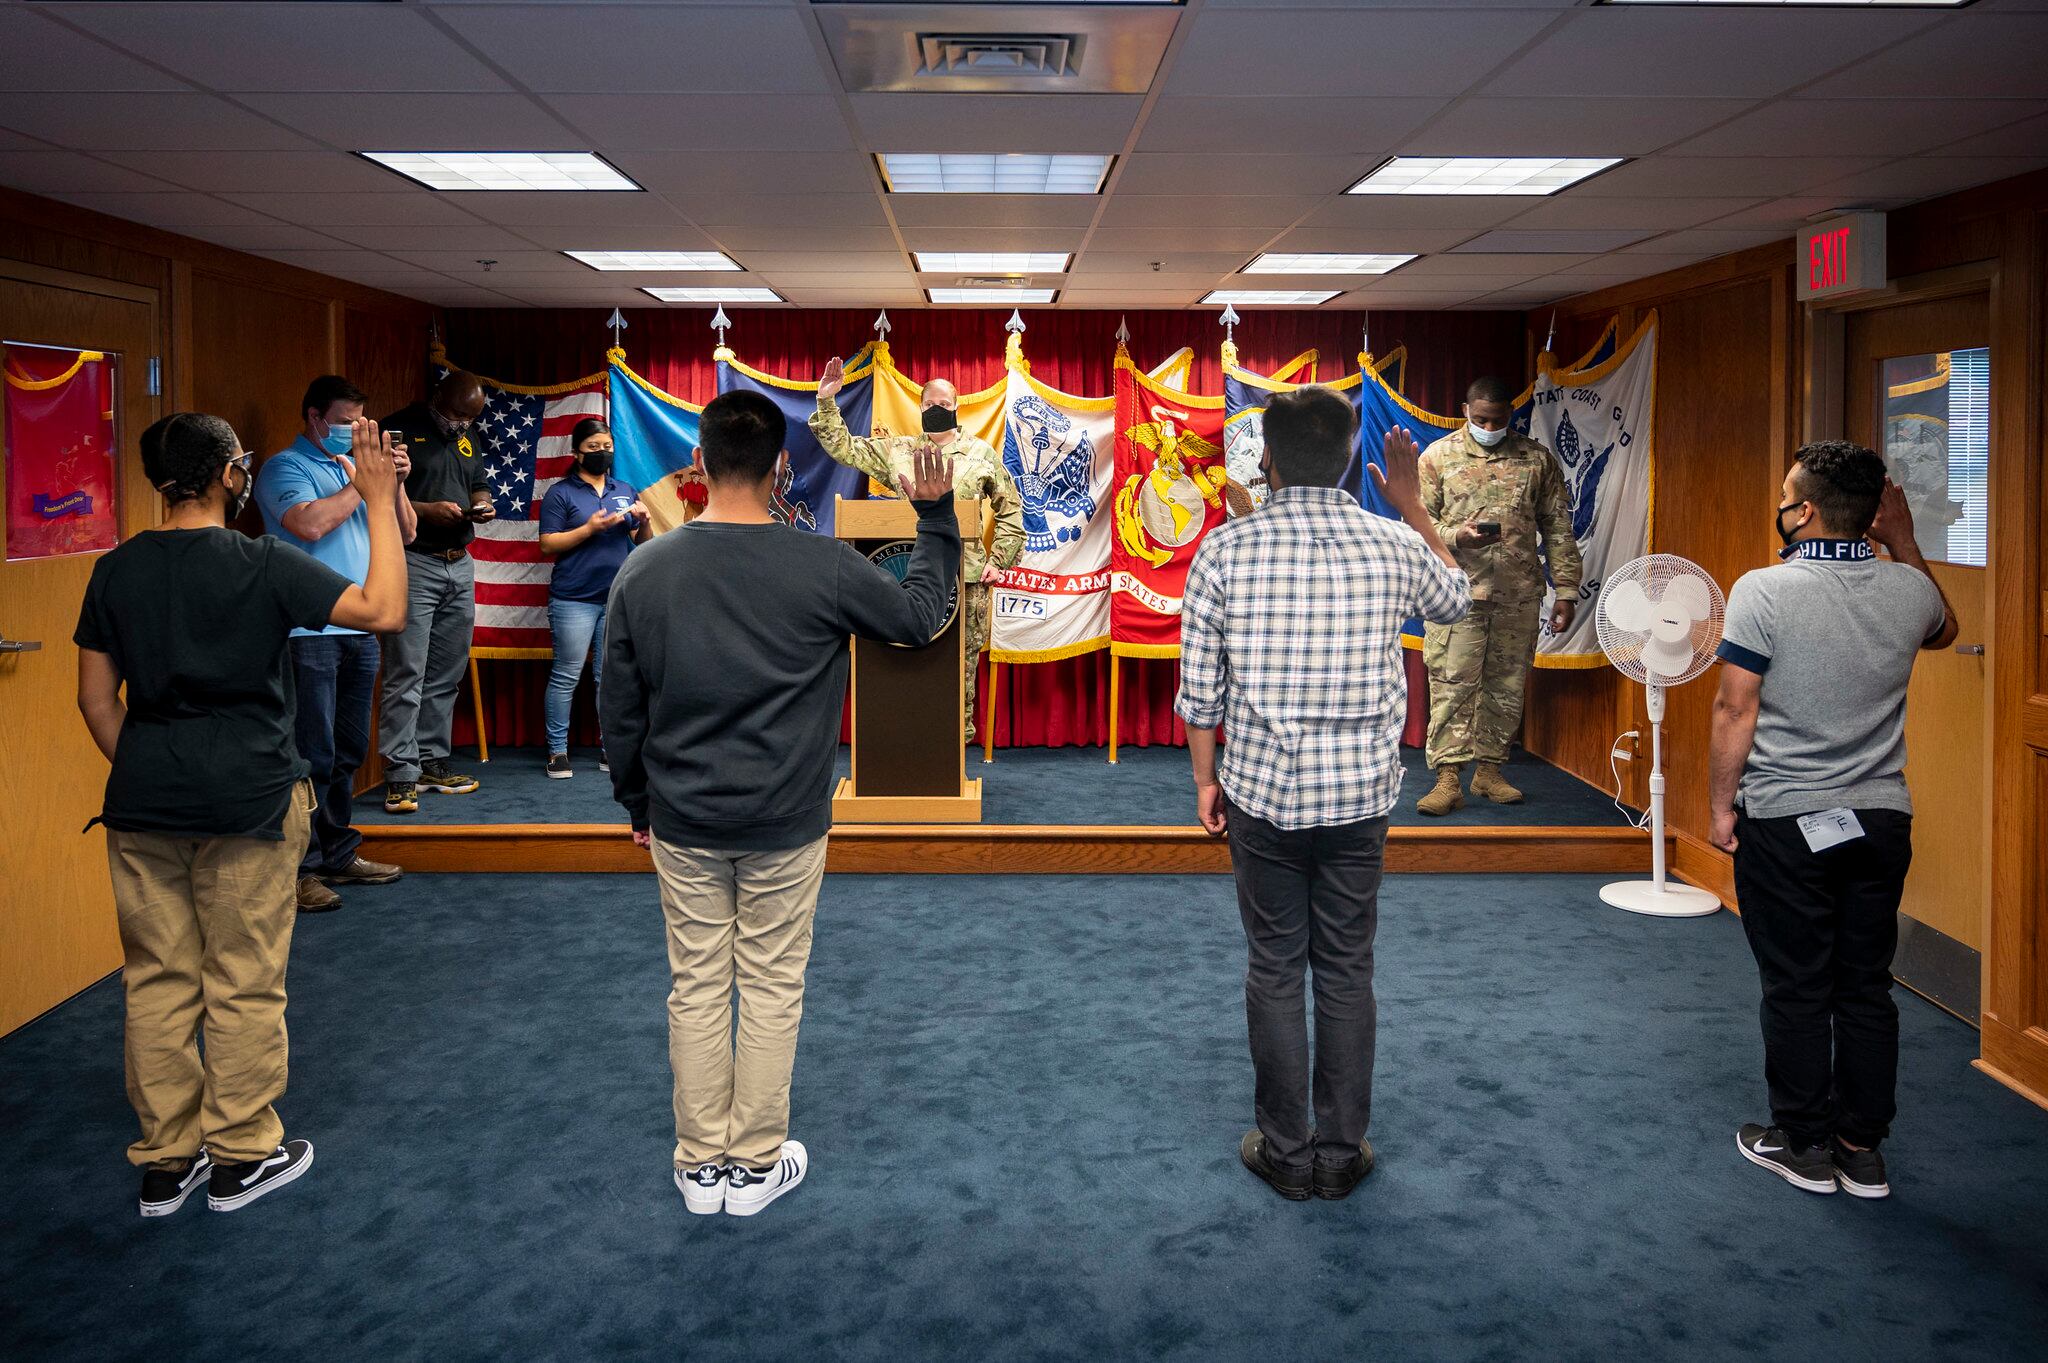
[1468,421,1508,448]
[320,422,353,457]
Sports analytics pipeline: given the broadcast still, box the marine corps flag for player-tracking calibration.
[1110,349,1228,658]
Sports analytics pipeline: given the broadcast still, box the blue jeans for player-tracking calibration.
[290,633,380,874]
[545,597,606,755]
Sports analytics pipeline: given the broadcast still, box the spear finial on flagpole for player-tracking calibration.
[711,305,733,361]
[1004,308,1028,370]
[1362,315,1370,365]
[873,309,892,343]
[1114,315,1131,347]
[605,307,628,357]
[1219,303,1240,368]
[1544,310,1557,353]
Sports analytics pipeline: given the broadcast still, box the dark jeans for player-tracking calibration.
[291,633,380,876]
[1733,808,1913,1149]
[1224,797,1386,1171]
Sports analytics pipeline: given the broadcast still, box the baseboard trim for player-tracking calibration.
[1971,1058,2048,1114]
[1671,830,1738,910]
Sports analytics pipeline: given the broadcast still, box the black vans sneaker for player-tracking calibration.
[208,1139,314,1212]
[1239,1130,1311,1201]
[139,1152,212,1217]
[1830,1138,1890,1199]
[1313,1139,1375,1200]
[675,1161,727,1216]
[723,1141,807,1217]
[1737,1124,1835,1194]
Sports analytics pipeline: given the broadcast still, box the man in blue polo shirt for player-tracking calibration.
[255,375,417,912]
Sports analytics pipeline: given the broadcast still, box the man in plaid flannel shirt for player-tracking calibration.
[1176,385,1469,1203]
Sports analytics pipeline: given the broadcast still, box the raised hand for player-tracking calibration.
[1867,478,1917,556]
[349,418,394,503]
[896,445,956,503]
[818,356,845,403]
[1370,425,1424,513]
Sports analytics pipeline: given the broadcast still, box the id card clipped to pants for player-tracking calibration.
[1795,808,1866,853]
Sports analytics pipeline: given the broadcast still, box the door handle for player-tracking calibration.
[0,638,43,653]
[1953,643,1985,655]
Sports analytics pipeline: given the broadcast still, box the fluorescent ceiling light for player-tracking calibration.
[1202,290,1340,306]
[927,288,1059,304]
[641,287,782,304]
[566,250,739,272]
[880,154,1111,195]
[914,252,1071,273]
[1347,157,1622,197]
[361,152,640,192]
[1243,253,1416,276]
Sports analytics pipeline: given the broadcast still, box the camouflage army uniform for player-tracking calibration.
[810,396,1026,742]
[1417,426,1582,770]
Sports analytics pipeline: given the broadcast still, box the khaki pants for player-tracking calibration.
[652,834,829,1170]
[106,780,312,1169]
[1423,599,1542,770]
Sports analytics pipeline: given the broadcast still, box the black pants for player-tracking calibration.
[1733,808,1912,1149]
[1224,797,1385,1171]
[290,633,380,876]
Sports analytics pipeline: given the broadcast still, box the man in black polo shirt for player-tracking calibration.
[378,371,492,814]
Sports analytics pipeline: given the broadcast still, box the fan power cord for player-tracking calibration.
[1610,729,1651,831]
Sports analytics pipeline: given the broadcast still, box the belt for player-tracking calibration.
[408,545,468,563]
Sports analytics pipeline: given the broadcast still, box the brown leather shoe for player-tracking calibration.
[321,856,402,886]
[1471,762,1524,805]
[295,876,341,914]
[1416,765,1465,816]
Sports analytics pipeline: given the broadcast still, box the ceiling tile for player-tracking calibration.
[762,273,919,289]
[659,194,886,229]
[251,248,415,274]
[697,225,901,252]
[736,251,909,273]
[1401,99,1752,158]
[1568,156,1892,199]
[1059,271,1223,290]
[1398,253,1594,277]
[1927,111,2048,159]
[1675,100,2048,160]
[898,229,1083,254]
[438,5,831,95]
[1139,98,1445,155]
[52,191,277,228]
[1452,230,1651,254]
[496,223,723,252]
[1097,195,1321,230]
[50,2,509,92]
[887,196,1100,230]
[386,251,586,275]
[1165,9,1556,98]
[0,94,312,152]
[775,290,920,307]
[1804,16,2048,99]
[848,95,1141,154]
[239,94,581,152]
[1266,227,1472,255]
[1488,9,1944,100]
[1621,228,1791,255]
[176,222,364,254]
[544,95,852,152]
[1296,196,1533,232]
[1802,157,2048,204]
[613,152,878,196]
[443,192,690,228]
[1507,197,1765,231]
[219,191,487,227]
[1057,289,1205,306]
[100,150,404,194]
[1086,226,1285,253]
[1700,199,1845,232]
[318,223,550,253]
[1114,154,1368,198]
[0,151,183,196]
[0,8,185,93]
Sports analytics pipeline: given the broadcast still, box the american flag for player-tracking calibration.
[465,372,608,657]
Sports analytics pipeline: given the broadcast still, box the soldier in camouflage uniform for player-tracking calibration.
[811,358,1025,743]
[1414,376,1583,814]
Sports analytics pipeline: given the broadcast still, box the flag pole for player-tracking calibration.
[1108,655,1121,764]
[983,661,1000,765]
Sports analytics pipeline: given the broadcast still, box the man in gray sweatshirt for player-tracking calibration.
[602,389,960,1219]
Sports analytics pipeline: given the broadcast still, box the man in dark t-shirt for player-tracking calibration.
[75,411,406,1218]
[376,370,491,813]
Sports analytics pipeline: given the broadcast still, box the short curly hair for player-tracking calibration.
[1791,440,1887,537]
[142,412,240,506]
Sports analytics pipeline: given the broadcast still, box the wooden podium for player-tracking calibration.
[831,496,983,824]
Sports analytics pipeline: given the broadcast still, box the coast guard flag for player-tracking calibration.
[987,367,1116,662]
[1526,317,1657,664]
[462,370,609,657]
[716,350,875,538]
[607,355,702,535]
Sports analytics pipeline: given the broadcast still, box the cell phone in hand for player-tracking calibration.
[1476,521,1501,537]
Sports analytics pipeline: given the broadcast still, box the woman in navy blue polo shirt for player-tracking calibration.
[537,418,649,778]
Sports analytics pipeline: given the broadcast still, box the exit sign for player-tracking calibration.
[1797,212,1887,302]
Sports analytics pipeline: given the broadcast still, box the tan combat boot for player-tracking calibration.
[1416,765,1465,816]
[1471,762,1524,805]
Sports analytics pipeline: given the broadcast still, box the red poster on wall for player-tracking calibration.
[1109,349,1228,658]
[4,347,119,560]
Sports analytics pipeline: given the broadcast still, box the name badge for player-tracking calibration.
[1796,808,1865,853]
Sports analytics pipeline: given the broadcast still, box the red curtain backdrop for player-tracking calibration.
[440,307,1525,752]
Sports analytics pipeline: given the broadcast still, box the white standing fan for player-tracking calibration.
[1594,554,1726,917]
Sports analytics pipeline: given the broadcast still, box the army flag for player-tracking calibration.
[1110,351,1229,657]
[715,345,877,537]
[606,353,704,536]
[1525,315,1657,665]
[987,367,1117,662]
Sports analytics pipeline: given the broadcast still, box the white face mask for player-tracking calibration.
[1468,421,1508,448]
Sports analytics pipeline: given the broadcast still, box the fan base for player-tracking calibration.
[1600,881,1722,918]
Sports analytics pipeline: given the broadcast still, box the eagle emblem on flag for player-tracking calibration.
[1115,405,1229,567]
[1004,394,1098,553]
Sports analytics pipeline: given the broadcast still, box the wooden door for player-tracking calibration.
[1844,293,1990,1016]
[0,269,159,1035]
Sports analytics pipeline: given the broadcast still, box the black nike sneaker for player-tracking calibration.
[1830,1137,1890,1199]
[1737,1123,1835,1194]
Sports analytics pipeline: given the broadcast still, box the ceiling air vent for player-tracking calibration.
[954,275,1035,288]
[916,34,1078,80]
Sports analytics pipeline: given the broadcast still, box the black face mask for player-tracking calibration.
[921,405,958,435]
[226,463,252,521]
[580,450,613,476]
[1774,501,1806,545]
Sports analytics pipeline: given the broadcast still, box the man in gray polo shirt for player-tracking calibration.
[1708,440,1955,1201]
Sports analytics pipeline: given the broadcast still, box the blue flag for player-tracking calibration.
[715,359,873,537]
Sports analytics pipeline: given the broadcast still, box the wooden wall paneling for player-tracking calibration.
[345,307,432,420]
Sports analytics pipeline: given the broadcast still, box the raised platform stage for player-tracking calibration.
[357,746,1712,890]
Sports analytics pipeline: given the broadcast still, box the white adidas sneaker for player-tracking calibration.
[723,1141,807,1218]
[675,1162,727,1216]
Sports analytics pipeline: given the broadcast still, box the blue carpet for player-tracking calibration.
[381,745,1627,828]
[2,873,2043,1361]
